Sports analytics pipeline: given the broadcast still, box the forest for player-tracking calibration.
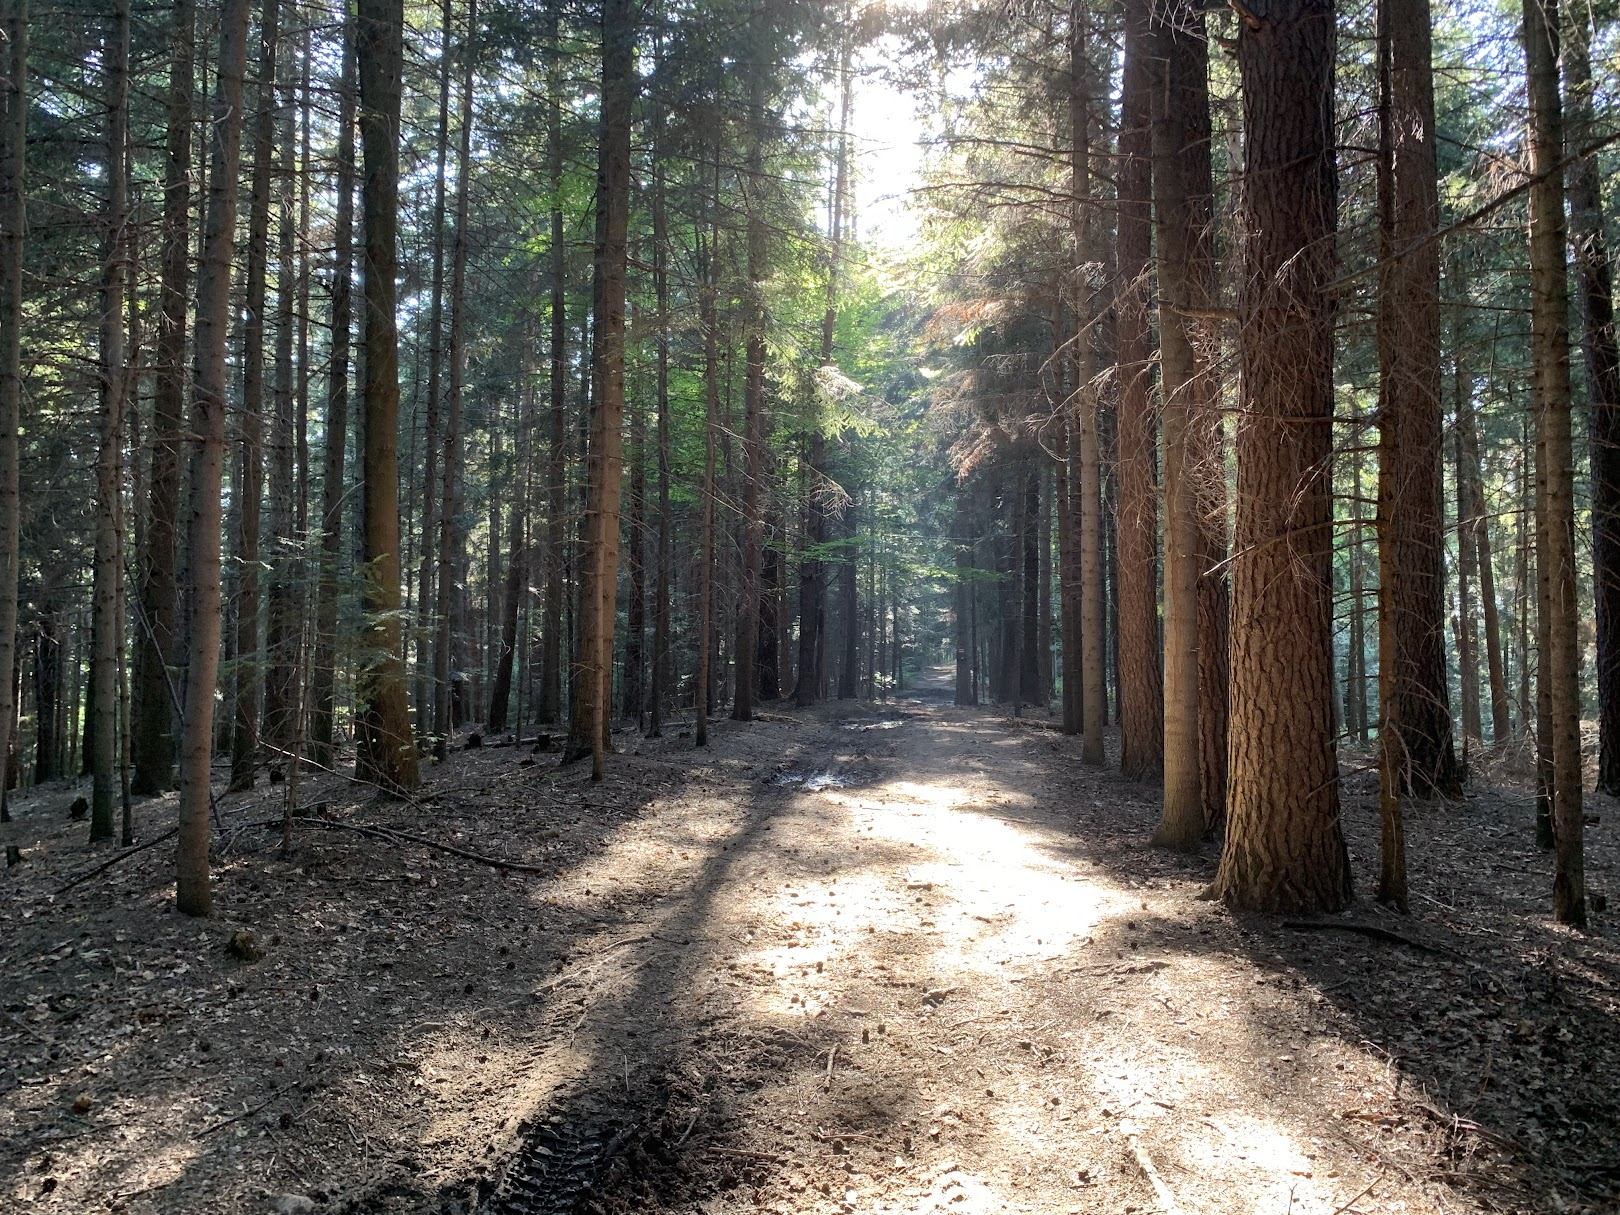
[0,0,1617,1211]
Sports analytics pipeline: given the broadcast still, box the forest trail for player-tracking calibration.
[3,673,1610,1214]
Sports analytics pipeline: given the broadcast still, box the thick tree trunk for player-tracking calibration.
[564,0,633,777]
[1149,0,1210,849]
[1212,0,1351,913]
[433,0,476,759]
[176,0,251,915]
[1115,0,1162,779]
[90,0,131,842]
[1374,0,1448,909]
[309,17,355,768]
[1375,0,1458,826]
[354,0,419,792]
[132,0,191,795]
[1522,0,1584,924]
[1564,7,1620,795]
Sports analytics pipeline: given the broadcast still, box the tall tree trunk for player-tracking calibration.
[539,3,565,725]
[1070,6,1105,761]
[1532,416,1554,844]
[1522,0,1584,924]
[797,40,849,710]
[734,73,767,723]
[416,0,453,733]
[0,0,22,826]
[177,0,252,916]
[1374,0,1450,908]
[564,0,633,777]
[1149,0,1210,849]
[132,0,191,795]
[263,43,298,764]
[649,46,671,736]
[230,0,279,793]
[354,0,419,792]
[309,15,355,768]
[1376,0,1458,813]
[695,152,720,746]
[1212,0,1351,912]
[1564,5,1620,795]
[433,0,476,759]
[90,0,131,842]
[1115,0,1162,778]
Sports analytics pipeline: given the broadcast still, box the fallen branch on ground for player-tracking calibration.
[305,816,554,875]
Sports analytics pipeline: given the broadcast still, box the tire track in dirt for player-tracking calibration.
[474,669,1509,1215]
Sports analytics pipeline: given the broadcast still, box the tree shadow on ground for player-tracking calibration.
[948,723,1620,1214]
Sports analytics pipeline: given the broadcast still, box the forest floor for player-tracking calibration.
[2,667,1617,1215]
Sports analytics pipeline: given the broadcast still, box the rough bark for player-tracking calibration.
[1375,0,1458,823]
[1149,0,1211,849]
[1211,0,1351,913]
[176,0,251,916]
[354,0,419,792]
[564,0,633,778]
[1522,0,1584,925]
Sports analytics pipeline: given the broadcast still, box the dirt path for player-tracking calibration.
[3,669,1614,1214]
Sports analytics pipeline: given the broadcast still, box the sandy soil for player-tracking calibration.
[2,667,1616,1215]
